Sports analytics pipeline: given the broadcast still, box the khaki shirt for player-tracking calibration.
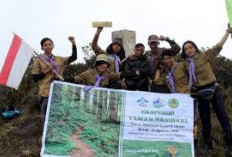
[184,43,222,87]
[145,42,181,85]
[145,49,164,85]
[74,69,120,87]
[32,54,69,97]
[94,46,119,72]
[161,63,190,93]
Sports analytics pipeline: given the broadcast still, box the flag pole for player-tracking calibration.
[11,33,64,81]
[33,51,64,81]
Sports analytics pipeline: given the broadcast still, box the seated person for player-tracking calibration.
[64,54,122,90]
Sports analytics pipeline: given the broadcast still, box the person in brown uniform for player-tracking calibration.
[91,27,125,73]
[155,50,199,141]
[64,54,121,89]
[63,54,122,122]
[145,35,181,93]
[155,49,189,93]
[181,25,232,150]
[32,36,77,120]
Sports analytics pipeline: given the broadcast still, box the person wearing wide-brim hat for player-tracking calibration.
[91,27,125,73]
[63,54,122,90]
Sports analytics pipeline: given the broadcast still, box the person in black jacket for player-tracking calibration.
[122,43,150,91]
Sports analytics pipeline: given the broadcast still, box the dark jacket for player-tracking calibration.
[122,55,150,91]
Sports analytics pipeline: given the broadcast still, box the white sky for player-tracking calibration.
[0,0,231,71]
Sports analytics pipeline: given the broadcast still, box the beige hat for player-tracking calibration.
[95,54,110,65]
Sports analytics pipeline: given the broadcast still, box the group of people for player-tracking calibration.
[32,24,232,151]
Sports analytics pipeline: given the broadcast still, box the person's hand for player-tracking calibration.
[44,64,53,74]
[68,36,76,45]
[190,86,198,99]
[127,54,134,59]
[96,27,103,35]
[158,35,168,41]
[136,70,140,76]
[226,23,232,33]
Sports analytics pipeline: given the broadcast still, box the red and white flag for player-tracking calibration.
[0,34,34,89]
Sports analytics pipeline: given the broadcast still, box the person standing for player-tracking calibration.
[91,27,125,73]
[122,43,150,91]
[145,35,181,93]
[181,25,232,150]
[32,36,77,121]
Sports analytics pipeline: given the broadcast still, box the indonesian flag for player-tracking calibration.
[0,34,34,89]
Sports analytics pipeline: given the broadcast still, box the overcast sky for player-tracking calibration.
[0,0,231,71]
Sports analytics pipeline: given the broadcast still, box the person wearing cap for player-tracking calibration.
[145,35,181,93]
[32,36,77,121]
[181,25,232,150]
[91,27,125,74]
[63,54,122,89]
[122,43,150,91]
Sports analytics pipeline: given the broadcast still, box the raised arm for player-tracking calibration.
[159,35,181,55]
[67,36,77,64]
[91,27,103,51]
[204,25,232,62]
[217,24,232,48]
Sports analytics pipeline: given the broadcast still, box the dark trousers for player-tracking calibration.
[39,96,48,122]
[151,83,170,93]
[125,80,148,91]
[197,86,232,142]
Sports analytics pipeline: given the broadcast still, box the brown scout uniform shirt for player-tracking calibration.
[184,43,222,87]
[158,62,190,93]
[32,54,69,97]
[94,46,119,72]
[145,41,181,85]
[74,69,120,87]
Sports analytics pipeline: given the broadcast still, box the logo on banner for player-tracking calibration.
[168,98,179,108]
[152,98,164,108]
[167,146,178,157]
[136,97,149,107]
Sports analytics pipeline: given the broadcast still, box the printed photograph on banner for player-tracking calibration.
[41,81,124,157]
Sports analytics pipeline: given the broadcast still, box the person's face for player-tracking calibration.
[162,55,174,68]
[184,43,197,57]
[42,40,54,54]
[148,42,159,51]
[96,62,108,74]
[134,46,145,58]
[112,43,121,53]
